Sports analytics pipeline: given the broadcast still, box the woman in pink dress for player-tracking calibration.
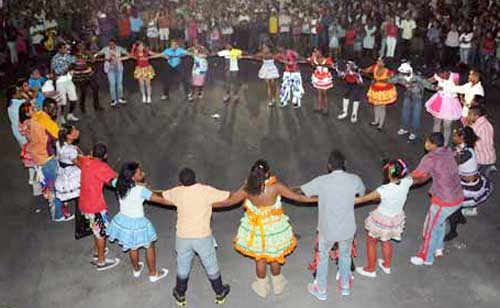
[425,70,462,145]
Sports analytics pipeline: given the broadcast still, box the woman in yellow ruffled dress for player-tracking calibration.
[131,41,158,104]
[363,58,397,130]
[214,159,317,298]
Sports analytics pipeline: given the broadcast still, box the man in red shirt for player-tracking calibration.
[79,143,119,271]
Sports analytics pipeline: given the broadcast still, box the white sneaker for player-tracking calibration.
[60,117,66,124]
[119,98,127,104]
[355,267,376,278]
[66,113,80,122]
[149,268,168,283]
[410,256,433,266]
[462,207,477,216]
[110,100,118,107]
[53,214,75,222]
[435,249,444,258]
[408,133,417,141]
[133,262,145,278]
[377,259,391,274]
[142,95,147,103]
[147,96,152,104]
[337,112,348,120]
[397,128,408,135]
[96,258,120,271]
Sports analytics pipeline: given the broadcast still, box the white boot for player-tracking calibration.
[338,98,349,119]
[251,276,270,298]
[270,274,287,295]
[351,101,360,123]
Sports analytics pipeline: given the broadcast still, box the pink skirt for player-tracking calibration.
[192,73,206,86]
[365,209,405,241]
[425,93,462,121]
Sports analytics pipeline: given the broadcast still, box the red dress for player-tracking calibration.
[133,50,156,80]
[309,55,334,90]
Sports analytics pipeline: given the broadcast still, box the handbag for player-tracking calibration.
[74,208,92,240]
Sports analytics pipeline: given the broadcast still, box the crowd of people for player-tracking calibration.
[3,0,499,306]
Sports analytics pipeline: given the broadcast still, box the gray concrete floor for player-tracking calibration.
[1,61,500,308]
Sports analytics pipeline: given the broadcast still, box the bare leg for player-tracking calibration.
[146,243,157,276]
[256,259,267,278]
[129,249,141,271]
[95,237,106,263]
[270,262,281,276]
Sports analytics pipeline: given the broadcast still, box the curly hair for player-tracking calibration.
[116,162,140,199]
[244,159,270,195]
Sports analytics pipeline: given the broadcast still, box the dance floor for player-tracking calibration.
[1,60,500,308]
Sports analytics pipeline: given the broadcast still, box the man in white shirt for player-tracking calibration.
[444,24,459,66]
[279,10,292,48]
[453,69,484,117]
[400,14,417,59]
[217,44,244,103]
[459,28,473,64]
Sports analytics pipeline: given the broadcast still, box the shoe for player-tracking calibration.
[350,113,357,123]
[66,113,80,122]
[133,262,145,278]
[147,96,152,104]
[223,94,231,103]
[110,100,118,107]
[444,231,458,242]
[293,103,301,109]
[160,94,169,101]
[410,256,432,266]
[92,247,110,261]
[307,281,327,301]
[53,214,75,222]
[369,121,378,126]
[35,208,42,214]
[173,288,187,306]
[397,128,409,135]
[149,268,168,283]
[462,207,477,216]
[355,267,376,278]
[187,93,194,102]
[337,112,348,120]
[197,92,204,99]
[280,102,288,108]
[377,259,391,274]
[408,133,417,141]
[340,289,351,296]
[119,98,127,104]
[142,95,147,103]
[60,117,66,124]
[214,284,230,305]
[435,249,444,258]
[251,276,270,298]
[268,101,275,107]
[270,274,287,295]
[96,258,120,271]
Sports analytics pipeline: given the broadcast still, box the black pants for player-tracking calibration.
[162,63,190,97]
[75,77,100,112]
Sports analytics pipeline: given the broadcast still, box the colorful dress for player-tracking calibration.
[234,195,297,264]
[309,55,334,90]
[258,59,280,80]
[133,50,156,80]
[425,73,462,121]
[192,55,208,86]
[55,142,81,201]
[366,65,397,105]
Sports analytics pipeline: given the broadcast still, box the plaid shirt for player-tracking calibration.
[471,116,496,165]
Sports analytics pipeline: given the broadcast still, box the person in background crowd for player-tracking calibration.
[51,43,79,122]
[466,105,497,178]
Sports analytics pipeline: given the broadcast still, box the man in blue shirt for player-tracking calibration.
[51,43,79,122]
[161,40,190,101]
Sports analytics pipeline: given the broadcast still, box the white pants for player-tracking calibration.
[159,28,170,41]
[56,75,78,106]
[386,37,397,58]
[7,41,18,64]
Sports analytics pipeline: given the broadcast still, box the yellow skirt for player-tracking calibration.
[367,82,397,105]
[134,65,155,80]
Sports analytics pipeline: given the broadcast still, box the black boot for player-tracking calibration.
[173,276,188,306]
[210,276,230,305]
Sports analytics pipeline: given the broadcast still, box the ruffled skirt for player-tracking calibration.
[462,176,492,208]
[134,65,156,80]
[425,93,462,121]
[365,209,406,241]
[258,62,280,80]
[107,213,158,251]
[367,82,397,105]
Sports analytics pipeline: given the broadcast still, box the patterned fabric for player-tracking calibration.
[425,92,462,121]
[461,175,492,208]
[365,210,406,241]
[366,65,397,105]
[84,211,110,239]
[55,143,81,201]
[133,65,155,80]
[107,213,158,251]
[51,53,76,76]
[234,196,296,264]
[280,72,304,105]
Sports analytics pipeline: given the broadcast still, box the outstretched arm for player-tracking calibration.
[355,190,381,205]
[213,188,247,208]
[277,182,318,203]
[149,192,174,206]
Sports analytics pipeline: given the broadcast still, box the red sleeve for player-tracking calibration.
[96,162,117,184]
[386,69,394,77]
[366,64,375,73]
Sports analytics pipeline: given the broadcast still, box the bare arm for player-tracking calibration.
[355,190,381,205]
[277,182,318,203]
[411,172,431,185]
[212,188,247,208]
[149,192,174,206]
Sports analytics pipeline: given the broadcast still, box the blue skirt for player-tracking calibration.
[107,213,158,251]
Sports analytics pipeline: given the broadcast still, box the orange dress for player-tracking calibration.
[366,65,397,105]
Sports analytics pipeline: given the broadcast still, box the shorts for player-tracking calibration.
[159,28,170,41]
[56,76,78,106]
[84,210,110,239]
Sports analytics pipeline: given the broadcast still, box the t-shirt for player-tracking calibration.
[412,147,463,206]
[376,177,413,217]
[162,183,230,238]
[119,185,152,218]
[162,47,188,68]
[79,157,117,214]
[192,56,208,75]
[217,49,242,72]
[269,16,278,34]
[130,16,144,33]
[400,19,416,40]
[301,170,366,242]
[29,77,47,109]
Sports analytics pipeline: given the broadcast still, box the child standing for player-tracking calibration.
[336,60,363,123]
[107,162,169,282]
[188,43,210,101]
[355,159,412,277]
[131,41,157,104]
[308,47,335,114]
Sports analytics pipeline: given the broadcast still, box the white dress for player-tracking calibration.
[258,59,280,80]
[55,143,81,201]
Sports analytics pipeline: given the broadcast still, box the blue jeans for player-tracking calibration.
[176,235,220,280]
[107,68,123,102]
[418,203,461,263]
[316,236,353,293]
[41,158,63,219]
[401,94,422,135]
